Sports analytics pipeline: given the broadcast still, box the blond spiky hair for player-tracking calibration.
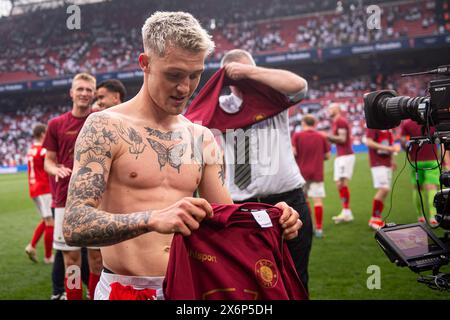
[142,11,215,57]
[72,73,96,87]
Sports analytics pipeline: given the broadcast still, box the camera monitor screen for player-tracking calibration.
[384,226,441,258]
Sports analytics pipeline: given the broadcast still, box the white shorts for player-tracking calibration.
[32,193,52,219]
[95,270,164,300]
[304,181,325,198]
[334,154,356,181]
[371,166,392,189]
[53,207,100,251]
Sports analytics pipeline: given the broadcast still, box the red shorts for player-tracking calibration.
[109,282,157,300]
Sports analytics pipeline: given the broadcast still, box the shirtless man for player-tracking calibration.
[63,11,302,300]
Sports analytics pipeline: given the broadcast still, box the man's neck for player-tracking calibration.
[71,105,91,118]
[135,85,178,127]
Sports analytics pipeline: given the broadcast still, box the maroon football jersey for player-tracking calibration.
[184,68,295,132]
[163,203,308,300]
[292,130,330,182]
[43,111,90,207]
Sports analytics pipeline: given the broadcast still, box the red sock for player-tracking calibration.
[44,226,54,259]
[88,273,100,300]
[31,221,45,248]
[372,199,384,218]
[314,205,323,230]
[339,186,350,209]
[65,276,83,300]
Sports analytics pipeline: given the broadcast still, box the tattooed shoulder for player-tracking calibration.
[114,121,147,159]
[76,113,119,161]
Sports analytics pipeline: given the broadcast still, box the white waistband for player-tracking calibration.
[95,270,165,300]
[101,270,164,289]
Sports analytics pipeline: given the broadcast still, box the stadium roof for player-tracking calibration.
[0,0,107,17]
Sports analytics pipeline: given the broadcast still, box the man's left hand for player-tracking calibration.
[274,201,302,240]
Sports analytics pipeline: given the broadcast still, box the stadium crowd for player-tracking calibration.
[0,0,445,82]
[0,104,69,166]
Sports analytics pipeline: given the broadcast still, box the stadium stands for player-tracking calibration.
[0,0,445,83]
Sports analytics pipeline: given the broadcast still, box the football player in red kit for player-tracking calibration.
[25,124,54,264]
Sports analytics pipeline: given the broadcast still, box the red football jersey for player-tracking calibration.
[43,111,90,207]
[27,143,50,198]
[332,116,353,156]
[163,203,308,300]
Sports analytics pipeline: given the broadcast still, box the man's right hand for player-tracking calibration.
[54,166,72,182]
[224,62,254,81]
[149,197,214,236]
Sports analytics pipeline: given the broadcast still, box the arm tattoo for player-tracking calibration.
[76,114,118,161]
[114,121,146,159]
[65,205,152,247]
[218,163,225,186]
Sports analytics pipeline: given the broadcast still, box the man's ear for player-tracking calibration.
[113,92,120,103]
[139,53,150,72]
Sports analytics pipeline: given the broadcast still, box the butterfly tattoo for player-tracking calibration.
[147,138,187,173]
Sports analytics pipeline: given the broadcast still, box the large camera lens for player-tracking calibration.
[364,90,429,129]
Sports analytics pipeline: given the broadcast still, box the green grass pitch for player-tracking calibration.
[0,152,449,299]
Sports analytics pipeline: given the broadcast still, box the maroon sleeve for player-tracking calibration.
[42,118,58,152]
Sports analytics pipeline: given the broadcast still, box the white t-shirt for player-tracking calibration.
[218,92,306,201]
